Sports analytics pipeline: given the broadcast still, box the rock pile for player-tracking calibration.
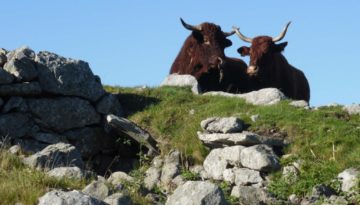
[0,46,157,175]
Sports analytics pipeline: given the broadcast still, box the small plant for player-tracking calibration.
[180,169,200,181]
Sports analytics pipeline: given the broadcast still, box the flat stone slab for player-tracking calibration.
[197,131,261,148]
[200,117,244,133]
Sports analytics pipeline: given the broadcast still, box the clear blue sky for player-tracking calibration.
[1,1,359,106]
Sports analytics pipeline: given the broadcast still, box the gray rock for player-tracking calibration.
[13,138,48,154]
[64,127,109,158]
[0,113,36,138]
[290,100,310,108]
[205,88,287,105]
[222,169,235,184]
[165,181,227,205]
[161,74,202,94]
[3,46,38,81]
[0,82,42,96]
[172,175,186,188]
[151,156,164,169]
[337,168,359,192]
[104,193,133,205]
[38,190,107,205]
[322,195,349,205]
[288,194,301,205]
[250,114,259,122]
[23,142,84,171]
[144,166,161,190]
[96,93,123,117]
[203,146,244,180]
[27,97,100,132]
[1,96,28,113]
[0,68,14,84]
[282,165,300,183]
[343,104,360,115]
[240,144,280,172]
[8,145,21,155]
[33,132,68,144]
[231,185,277,205]
[107,171,134,186]
[200,117,244,133]
[47,167,95,180]
[233,168,264,186]
[106,114,158,154]
[82,180,110,200]
[160,150,181,191]
[35,51,105,102]
[197,131,261,148]
[0,48,7,67]
[311,184,336,198]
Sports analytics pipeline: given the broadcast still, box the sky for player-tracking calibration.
[1,1,359,106]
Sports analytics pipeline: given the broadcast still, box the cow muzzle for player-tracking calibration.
[247,65,258,76]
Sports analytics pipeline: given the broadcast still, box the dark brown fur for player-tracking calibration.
[238,36,310,102]
[170,22,249,93]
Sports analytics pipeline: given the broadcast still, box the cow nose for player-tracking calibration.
[247,65,258,75]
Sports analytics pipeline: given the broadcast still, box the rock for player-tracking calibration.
[223,169,235,184]
[311,184,336,198]
[38,190,107,205]
[250,114,259,122]
[104,193,133,205]
[23,143,84,170]
[0,48,7,67]
[0,82,42,96]
[165,181,227,205]
[3,46,38,81]
[96,93,123,117]
[200,117,244,133]
[290,100,310,108]
[343,104,360,115]
[144,166,162,190]
[233,168,264,186]
[47,167,95,180]
[282,165,300,183]
[172,175,186,188]
[82,180,110,200]
[64,127,110,158]
[106,114,158,154]
[1,96,27,113]
[0,113,36,138]
[161,74,202,94]
[203,146,244,180]
[288,194,301,205]
[8,145,21,155]
[32,132,67,144]
[322,195,349,205]
[337,168,359,192]
[0,68,14,84]
[160,150,181,191]
[231,185,278,205]
[13,138,48,154]
[107,171,134,186]
[27,97,100,132]
[240,144,280,172]
[205,88,287,105]
[197,131,261,148]
[35,51,105,102]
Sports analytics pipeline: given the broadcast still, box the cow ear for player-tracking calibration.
[192,31,204,43]
[274,42,288,52]
[237,46,250,56]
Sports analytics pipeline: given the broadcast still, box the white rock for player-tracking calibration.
[197,131,261,148]
[107,171,134,186]
[240,144,280,172]
[165,181,227,205]
[203,146,244,180]
[38,190,106,205]
[200,117,244,133]
[161,74,202,94]
[233,168,264,186]
[343,104,360,115]
[337,168,359,192]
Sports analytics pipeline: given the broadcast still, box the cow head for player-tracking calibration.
[180,18,235,77]
[233,22,291,77]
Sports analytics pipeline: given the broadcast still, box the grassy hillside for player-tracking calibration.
[106,85,360,199]
[0,85,359,204]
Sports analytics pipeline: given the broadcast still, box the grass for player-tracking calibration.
[0,146,88,205]
[105,85,360,199]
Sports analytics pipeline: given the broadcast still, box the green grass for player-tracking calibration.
[105,85,360,198]
[0,147,88,205]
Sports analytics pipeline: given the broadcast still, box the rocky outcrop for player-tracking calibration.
[161,74,202,94]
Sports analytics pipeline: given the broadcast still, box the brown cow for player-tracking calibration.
[170,18,249,93]
[233,22,310,102]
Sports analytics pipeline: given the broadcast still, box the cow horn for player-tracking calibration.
[272,21,291,42]
[180,18,202,31]
[232,26,252,43]
[223,30,235,37]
